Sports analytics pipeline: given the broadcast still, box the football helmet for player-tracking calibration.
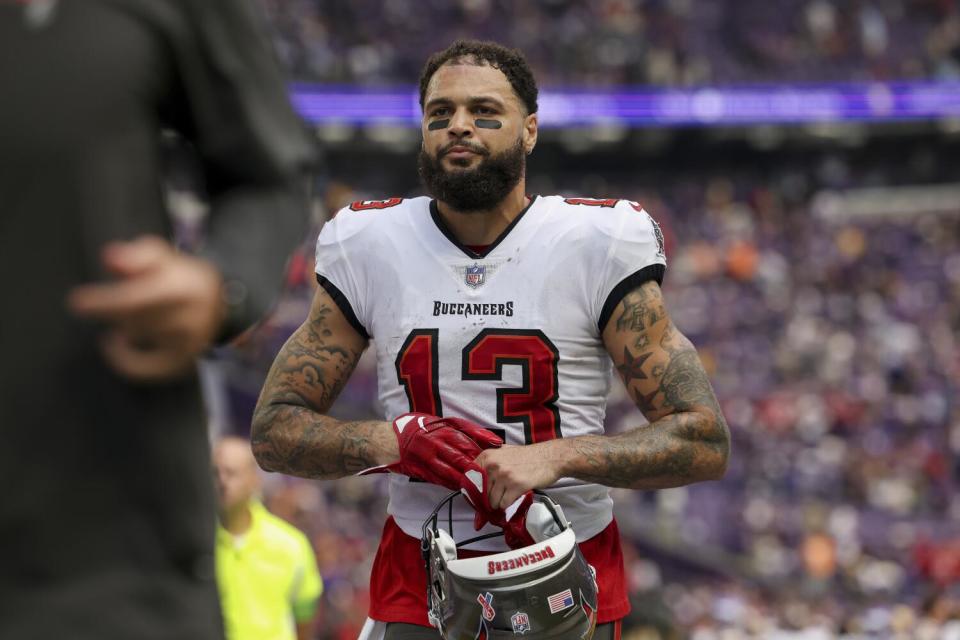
[421,491,598,639]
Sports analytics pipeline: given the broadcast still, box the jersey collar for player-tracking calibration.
[429,195,539,259]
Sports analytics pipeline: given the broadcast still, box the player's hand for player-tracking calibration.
[67,236,226,382]
[475,442,566,510]
[362,413,503,510]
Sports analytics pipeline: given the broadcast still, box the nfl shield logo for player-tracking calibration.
[465,263,485,288]
[511,611,530,633]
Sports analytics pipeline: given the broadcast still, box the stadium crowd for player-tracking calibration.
[203,137,960,638]
[259,0,960,87]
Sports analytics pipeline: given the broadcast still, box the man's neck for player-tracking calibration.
[220,502,253,536]
[435,181,529,246]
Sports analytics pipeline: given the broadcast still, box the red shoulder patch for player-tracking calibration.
[349,197,403,211]
[563,198,619,208]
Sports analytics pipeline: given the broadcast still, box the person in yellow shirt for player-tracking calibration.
[213,437,323,640]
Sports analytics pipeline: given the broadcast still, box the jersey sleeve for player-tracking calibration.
[314,209,371,339]
[593,201,667,333]
[289,533,323,623]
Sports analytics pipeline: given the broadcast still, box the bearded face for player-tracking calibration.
[418,137,525,212]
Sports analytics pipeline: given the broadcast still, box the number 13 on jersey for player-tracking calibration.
[395,329,561,444]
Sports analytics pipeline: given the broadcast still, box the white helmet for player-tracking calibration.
[421,491,598,639]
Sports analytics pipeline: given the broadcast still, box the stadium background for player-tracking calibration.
[188,1,960,637]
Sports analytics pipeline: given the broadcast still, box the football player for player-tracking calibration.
[252,39,730,640]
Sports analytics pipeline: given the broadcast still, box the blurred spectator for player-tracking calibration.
[214,437,323,640]
[260,0,960,87]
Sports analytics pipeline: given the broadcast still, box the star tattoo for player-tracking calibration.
[617,346,651,384]
[634,387,659,415]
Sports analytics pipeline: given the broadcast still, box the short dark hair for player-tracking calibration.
[418,40,538,115]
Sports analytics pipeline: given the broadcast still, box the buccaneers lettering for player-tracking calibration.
[487,545,556,575]
[432,301,514,318]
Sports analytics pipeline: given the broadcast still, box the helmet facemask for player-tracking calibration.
[421,491,599,639]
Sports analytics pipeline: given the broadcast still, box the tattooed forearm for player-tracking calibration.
[252,408,389,479]
[251,298,396,479]
[565,408,727,488]
[588,280,730,488]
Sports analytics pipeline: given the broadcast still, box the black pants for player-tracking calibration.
[383,620,619,639]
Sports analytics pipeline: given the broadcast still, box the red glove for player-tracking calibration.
[362,413,502,512]
[474,492,536,549]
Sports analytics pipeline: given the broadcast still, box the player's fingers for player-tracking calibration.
[420,457,465,490]
[434,431,484,462]
[474,448,493,470]
[500,487,525,511]
[99,332,196,382]
[100,333,192,379]
[487,476,509,511]
[489,474,529,512]
[475,449,509,484]
[439,458,483,501]
[452,421,503,449]
[445,418,502,448]
[469,432,503,450]
[67,275,171,320]
[435,443,481,472]
[490,484,510,510]
[100,235,173,278]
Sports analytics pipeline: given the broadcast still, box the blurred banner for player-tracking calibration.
[292,81,960,126]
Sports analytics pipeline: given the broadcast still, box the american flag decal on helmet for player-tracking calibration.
[547,588,574,614]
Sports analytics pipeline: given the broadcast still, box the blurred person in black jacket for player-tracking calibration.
[0,1,314,638]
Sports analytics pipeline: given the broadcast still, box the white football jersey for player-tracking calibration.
[315,195,666,550]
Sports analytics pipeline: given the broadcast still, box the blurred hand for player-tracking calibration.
[67,235,225,382]
[476,442,566,510]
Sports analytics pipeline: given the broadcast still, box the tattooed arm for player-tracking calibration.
[478,280,728,508]
[250,287,398,479]
[567,279,729,488]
